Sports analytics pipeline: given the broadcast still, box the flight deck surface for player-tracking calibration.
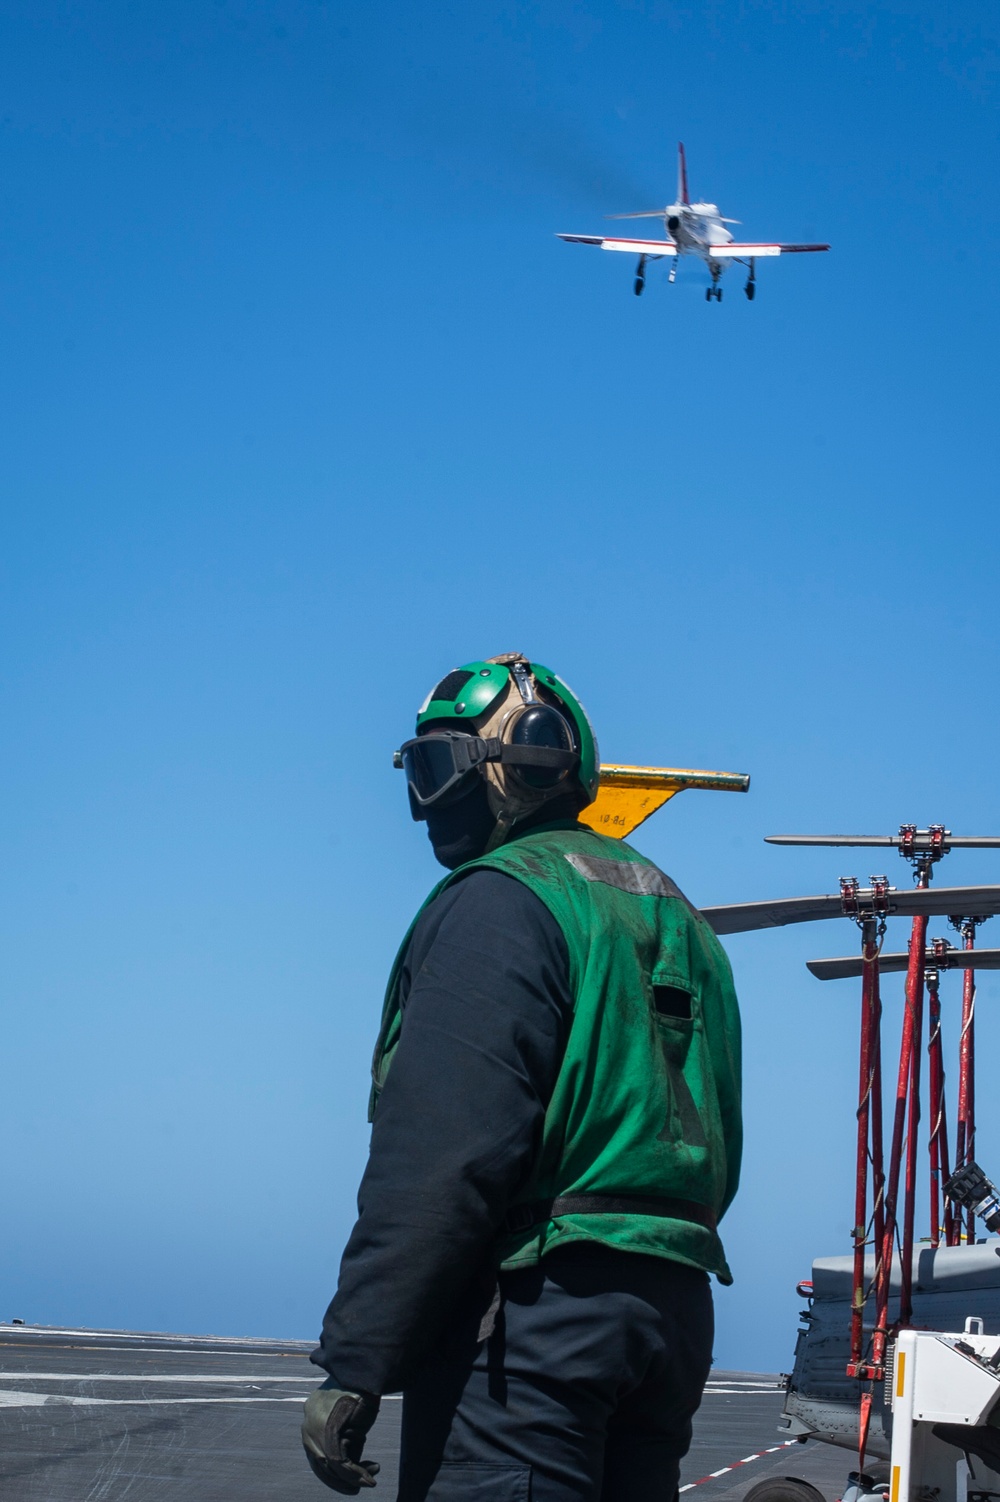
[0,1323,850,1500]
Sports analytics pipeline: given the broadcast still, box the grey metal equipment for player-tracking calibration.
[805,947,1000,981]
[779,1243,1000,1458]
[944,1163,1000,1234]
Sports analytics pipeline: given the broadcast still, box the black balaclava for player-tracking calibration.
[425,779,586,871]
[425,776,497,870]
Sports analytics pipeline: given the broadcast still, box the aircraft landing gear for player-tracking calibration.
[706,286,723,302]
[634,255,646,297]
[707,262,723,302]
[744,256,757,301]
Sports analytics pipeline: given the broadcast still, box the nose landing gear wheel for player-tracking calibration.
[705,287,712,301]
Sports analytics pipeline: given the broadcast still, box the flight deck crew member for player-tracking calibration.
[302,653,742,1501]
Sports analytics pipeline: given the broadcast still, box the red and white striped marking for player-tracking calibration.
[679,1439,802,1492]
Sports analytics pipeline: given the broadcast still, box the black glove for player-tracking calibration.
[301,1380,381,1494]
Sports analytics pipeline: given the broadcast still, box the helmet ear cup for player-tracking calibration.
[507,704,574,790]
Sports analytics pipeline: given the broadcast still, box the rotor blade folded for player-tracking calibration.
[806,948,1000,981]
[701,885,1000,936]
[766,835,1000,848]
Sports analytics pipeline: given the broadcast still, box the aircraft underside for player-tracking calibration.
[632,247,757,302]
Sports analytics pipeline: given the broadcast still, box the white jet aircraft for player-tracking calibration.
[558,143,829,301]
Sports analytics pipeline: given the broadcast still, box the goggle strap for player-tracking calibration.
[471,737,502,766]
[395,737,576,772]
[456,739,577,771]
[498,745,579,770]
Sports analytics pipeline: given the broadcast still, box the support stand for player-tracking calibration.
[926,941,953,1249]
[950,914,985,1244]
[843,884,889,1380]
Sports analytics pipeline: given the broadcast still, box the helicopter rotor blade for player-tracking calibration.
[765,834,1000,848]
[806,948,1000,981]
[702,885,1000,936]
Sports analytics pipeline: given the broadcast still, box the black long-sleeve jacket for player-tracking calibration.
[312,868,573,1394]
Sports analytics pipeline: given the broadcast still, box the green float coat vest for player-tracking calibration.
[370,823,742,1284]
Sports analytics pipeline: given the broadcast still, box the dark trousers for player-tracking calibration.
[398,1245,714,1502]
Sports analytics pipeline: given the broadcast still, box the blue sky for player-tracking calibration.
[2,0,1000,1372]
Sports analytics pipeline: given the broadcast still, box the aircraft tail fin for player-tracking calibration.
[677,142,690,205]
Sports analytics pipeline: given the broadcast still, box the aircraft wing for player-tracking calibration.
[704,242,830,258]
[557,235,828,258]
[557,234,677,256]
[702,884,1000,935]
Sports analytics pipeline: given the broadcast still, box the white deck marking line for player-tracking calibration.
[0,1373,316,1383]
[0,1326,309,1348]
[0,1351,312,1363]
[0,1374,403,1398]
[0,1389,403,1408]
[678,1439,800,1491]
[704,1382,780,1390]
[0,1391,306,1408]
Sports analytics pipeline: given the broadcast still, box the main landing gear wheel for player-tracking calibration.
[634,276,645,296]
[742,1479,827,1502]
[745,281,755,300]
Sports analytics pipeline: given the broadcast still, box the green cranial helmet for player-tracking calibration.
[398,653,599,834]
